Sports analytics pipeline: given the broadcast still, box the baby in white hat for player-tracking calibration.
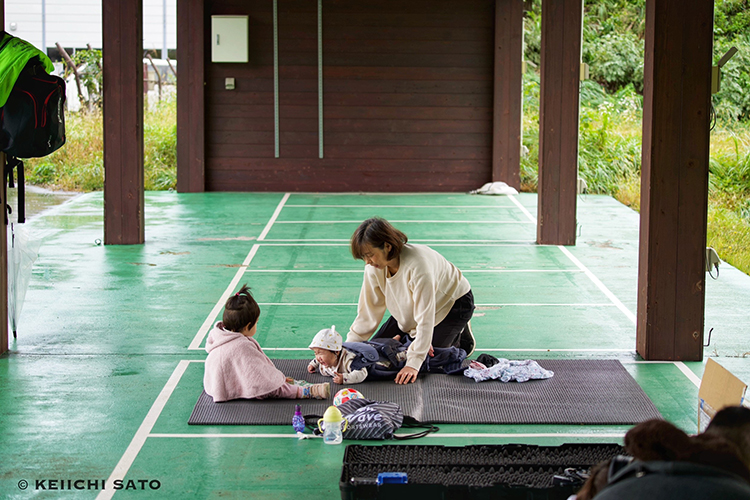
[307,325,369,385]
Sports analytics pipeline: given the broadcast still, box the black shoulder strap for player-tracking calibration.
[4,157,25,224]
[393,416,439,440]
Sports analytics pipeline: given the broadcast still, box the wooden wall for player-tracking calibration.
[206,0,495,192]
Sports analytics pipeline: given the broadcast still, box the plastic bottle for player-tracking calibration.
[317,405,348,444]
[292,404,305,433]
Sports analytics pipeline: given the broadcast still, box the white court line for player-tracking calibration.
[96,360,192,500]
[627,360,690,364]
[480,303,616,307]
[258,239,534,245]
[274,220,533,224]
[150,433,310,439]
[258,193,291,240]
[285,204,519,208]
[558,246,637,325]
[188,193,290,351]
[507,194,702,389]
[472,348,634,352]
[285,192,518,196]
[416,241,534,245]
[424,433,627,439]
[244,269,582,273]
[507,195,637,325]
[256,302,616,307]
[187,244,260,350]
[464,269,583,273]
[262,348,311,351]
[247,269,363,273]
[259,302,358,306]
[149,432,626,439]
[674,362,702,388]
[507,194,537,222]
[259,347,634,352]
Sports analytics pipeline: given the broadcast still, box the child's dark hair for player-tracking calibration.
[222,284,261,332]
[350,217,408,261]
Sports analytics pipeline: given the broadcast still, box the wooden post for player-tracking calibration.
[0,152,7,355]
[537,0,583,245]
[176,0,205,193]
[102,0,145,244]
[492,0,524,190]
[637,0,714,361]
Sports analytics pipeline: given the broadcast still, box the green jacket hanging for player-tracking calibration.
[0,31,55,107]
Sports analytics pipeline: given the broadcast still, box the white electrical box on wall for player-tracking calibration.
[211,15,249,63]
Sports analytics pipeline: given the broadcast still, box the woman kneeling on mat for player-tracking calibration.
[346,217,475,385]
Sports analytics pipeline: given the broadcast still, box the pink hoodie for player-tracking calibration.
[203,322,286,402]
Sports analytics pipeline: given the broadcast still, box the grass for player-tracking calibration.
[24,94,177,191]
[143,98,177,190]
[521,73,750,275]
[24,108,104,191]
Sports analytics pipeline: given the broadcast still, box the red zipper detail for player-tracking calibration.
[21,90,39,128]
[41,90,58,127]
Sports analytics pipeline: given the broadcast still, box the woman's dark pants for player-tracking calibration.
[370,290,475,348]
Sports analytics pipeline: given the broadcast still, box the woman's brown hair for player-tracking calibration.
[350,217,408,261]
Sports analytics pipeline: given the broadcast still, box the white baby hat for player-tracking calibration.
[308,325,342,352]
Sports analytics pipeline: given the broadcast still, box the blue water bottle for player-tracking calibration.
[292,404,305,433]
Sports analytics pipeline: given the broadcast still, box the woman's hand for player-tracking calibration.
[395,366,418,384]
[333,372,344,385]
[307,363,316,374]
[285,377,294,384]
[429,345,434,357]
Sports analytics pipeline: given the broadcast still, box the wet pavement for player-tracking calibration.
[5,185,81,223]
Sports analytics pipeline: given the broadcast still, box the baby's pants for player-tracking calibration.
[257,383,300,399]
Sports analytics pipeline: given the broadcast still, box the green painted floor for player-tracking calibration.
[2,192,750,499]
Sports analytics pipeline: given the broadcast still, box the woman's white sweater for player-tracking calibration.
[346,243,470,371]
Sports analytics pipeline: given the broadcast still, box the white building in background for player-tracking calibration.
[3,0,176,58]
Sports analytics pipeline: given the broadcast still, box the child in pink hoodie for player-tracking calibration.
[203,284,330,402]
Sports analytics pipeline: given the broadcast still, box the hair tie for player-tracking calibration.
[235,292,240,296]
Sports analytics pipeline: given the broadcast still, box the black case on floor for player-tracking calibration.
[340,443,627,500]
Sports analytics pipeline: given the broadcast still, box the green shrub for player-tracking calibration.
[584,32,644,93]
[714,0,750,39]
[713,36,750,122]
[708,202,750,274]
[144,97,178,191]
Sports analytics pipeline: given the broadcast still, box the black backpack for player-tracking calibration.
[0,58,66,158]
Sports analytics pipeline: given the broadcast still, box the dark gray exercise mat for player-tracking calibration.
[188,359,661,425]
